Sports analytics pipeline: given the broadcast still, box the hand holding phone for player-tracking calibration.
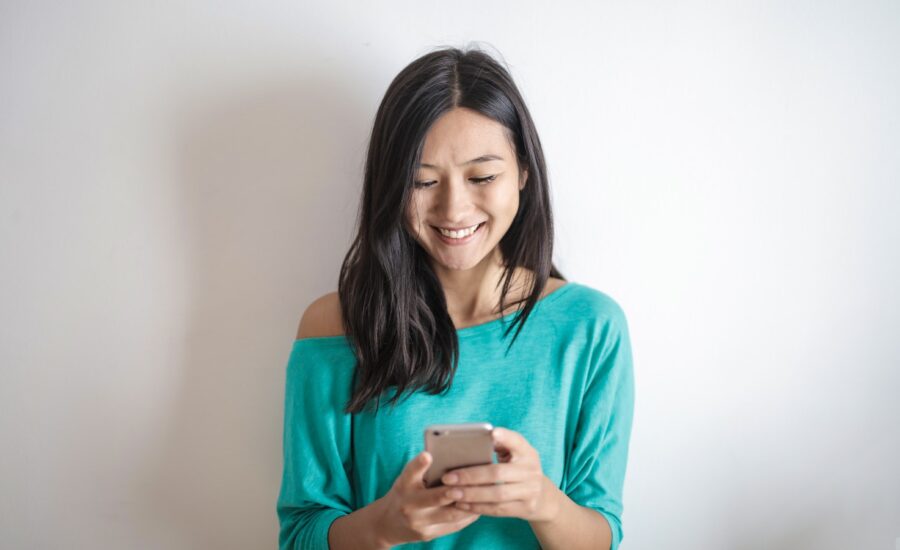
[423,422,495,488]
[371,450,481,547]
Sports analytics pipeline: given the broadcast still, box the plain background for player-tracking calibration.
[2,1,898,549]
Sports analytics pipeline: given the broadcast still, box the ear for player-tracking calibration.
[519,168,528,191]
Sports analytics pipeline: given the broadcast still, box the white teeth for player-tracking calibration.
[437,223,480,238]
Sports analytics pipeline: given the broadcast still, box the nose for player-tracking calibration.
[435,175,474,223]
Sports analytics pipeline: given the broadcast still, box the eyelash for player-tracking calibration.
[413,175,497,189]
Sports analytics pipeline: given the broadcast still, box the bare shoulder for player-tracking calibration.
[296,291,345,339]
[543,276,567,297]
[514,267,566,299]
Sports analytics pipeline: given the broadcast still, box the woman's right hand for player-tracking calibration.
[371,451,481,547]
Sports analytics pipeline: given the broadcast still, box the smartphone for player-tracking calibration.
[423,422,495,488]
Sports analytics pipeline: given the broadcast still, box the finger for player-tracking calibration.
[428,506,482,529]
[441,462,528,486]
[455,501,518,517]
[402,451,433,488]
[413,484,465,509]
[398,491,464,529]
[451,480,533,503]
[491,427,529,456]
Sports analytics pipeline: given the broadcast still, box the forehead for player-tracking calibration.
[419,107,513,165]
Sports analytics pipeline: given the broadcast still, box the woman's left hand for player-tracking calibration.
[441,426,560,522]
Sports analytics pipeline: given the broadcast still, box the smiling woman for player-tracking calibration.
[277,45,634,550]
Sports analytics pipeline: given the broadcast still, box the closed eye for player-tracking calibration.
[472,174,497,184]
[413,174,498,189]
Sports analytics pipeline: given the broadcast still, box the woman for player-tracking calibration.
[277,45,635,550]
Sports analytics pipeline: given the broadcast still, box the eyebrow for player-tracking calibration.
[417,154,505,169]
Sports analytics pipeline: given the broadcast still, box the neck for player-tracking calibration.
[430,248,531,327]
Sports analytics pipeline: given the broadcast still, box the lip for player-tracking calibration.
[433,222,483,231]
[431,222,485,246]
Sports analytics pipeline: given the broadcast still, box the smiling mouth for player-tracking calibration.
[430,222,485,241]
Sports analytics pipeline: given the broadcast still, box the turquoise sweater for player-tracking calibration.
[276,282,635,549]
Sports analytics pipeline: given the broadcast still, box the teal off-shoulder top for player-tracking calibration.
[276,282,635,549]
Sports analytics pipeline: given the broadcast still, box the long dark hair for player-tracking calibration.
[338,44,565,414]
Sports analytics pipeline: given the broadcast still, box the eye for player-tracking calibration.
[413,174,497,189]
[472,174,497,184]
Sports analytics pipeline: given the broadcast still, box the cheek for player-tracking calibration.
[486,186,520,220]
[405,196,428,236]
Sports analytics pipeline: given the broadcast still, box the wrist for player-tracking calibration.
[365,497,393,549]
[532,475,564,524]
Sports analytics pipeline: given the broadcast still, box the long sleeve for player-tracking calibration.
[562,300,636,550]
[277,339,356,550]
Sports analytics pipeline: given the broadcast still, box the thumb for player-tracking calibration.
[402,451,432,485]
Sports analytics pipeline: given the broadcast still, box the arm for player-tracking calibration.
[327,499,390,549]
[529,480,613,549]
[277,298,358,550]
[529,301,636,550]
[276,338,353,549]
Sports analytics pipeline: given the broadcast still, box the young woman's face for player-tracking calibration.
[405,107,527,272]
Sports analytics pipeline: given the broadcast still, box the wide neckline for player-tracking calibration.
[294,281,578,346]
[455,281,575,337]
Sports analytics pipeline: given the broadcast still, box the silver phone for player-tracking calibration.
[423,422,495,488]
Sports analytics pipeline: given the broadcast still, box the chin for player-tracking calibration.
[434,258,480,271]
[430,248,496,272]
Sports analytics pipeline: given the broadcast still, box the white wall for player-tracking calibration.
[2,1,898,548]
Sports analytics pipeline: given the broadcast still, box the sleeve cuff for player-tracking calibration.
[295,508,349,550]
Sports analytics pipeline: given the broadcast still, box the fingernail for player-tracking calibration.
[443,473,458,484]
[447,489,463,499]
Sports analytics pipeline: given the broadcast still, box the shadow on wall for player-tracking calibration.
[133,64,374,548]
